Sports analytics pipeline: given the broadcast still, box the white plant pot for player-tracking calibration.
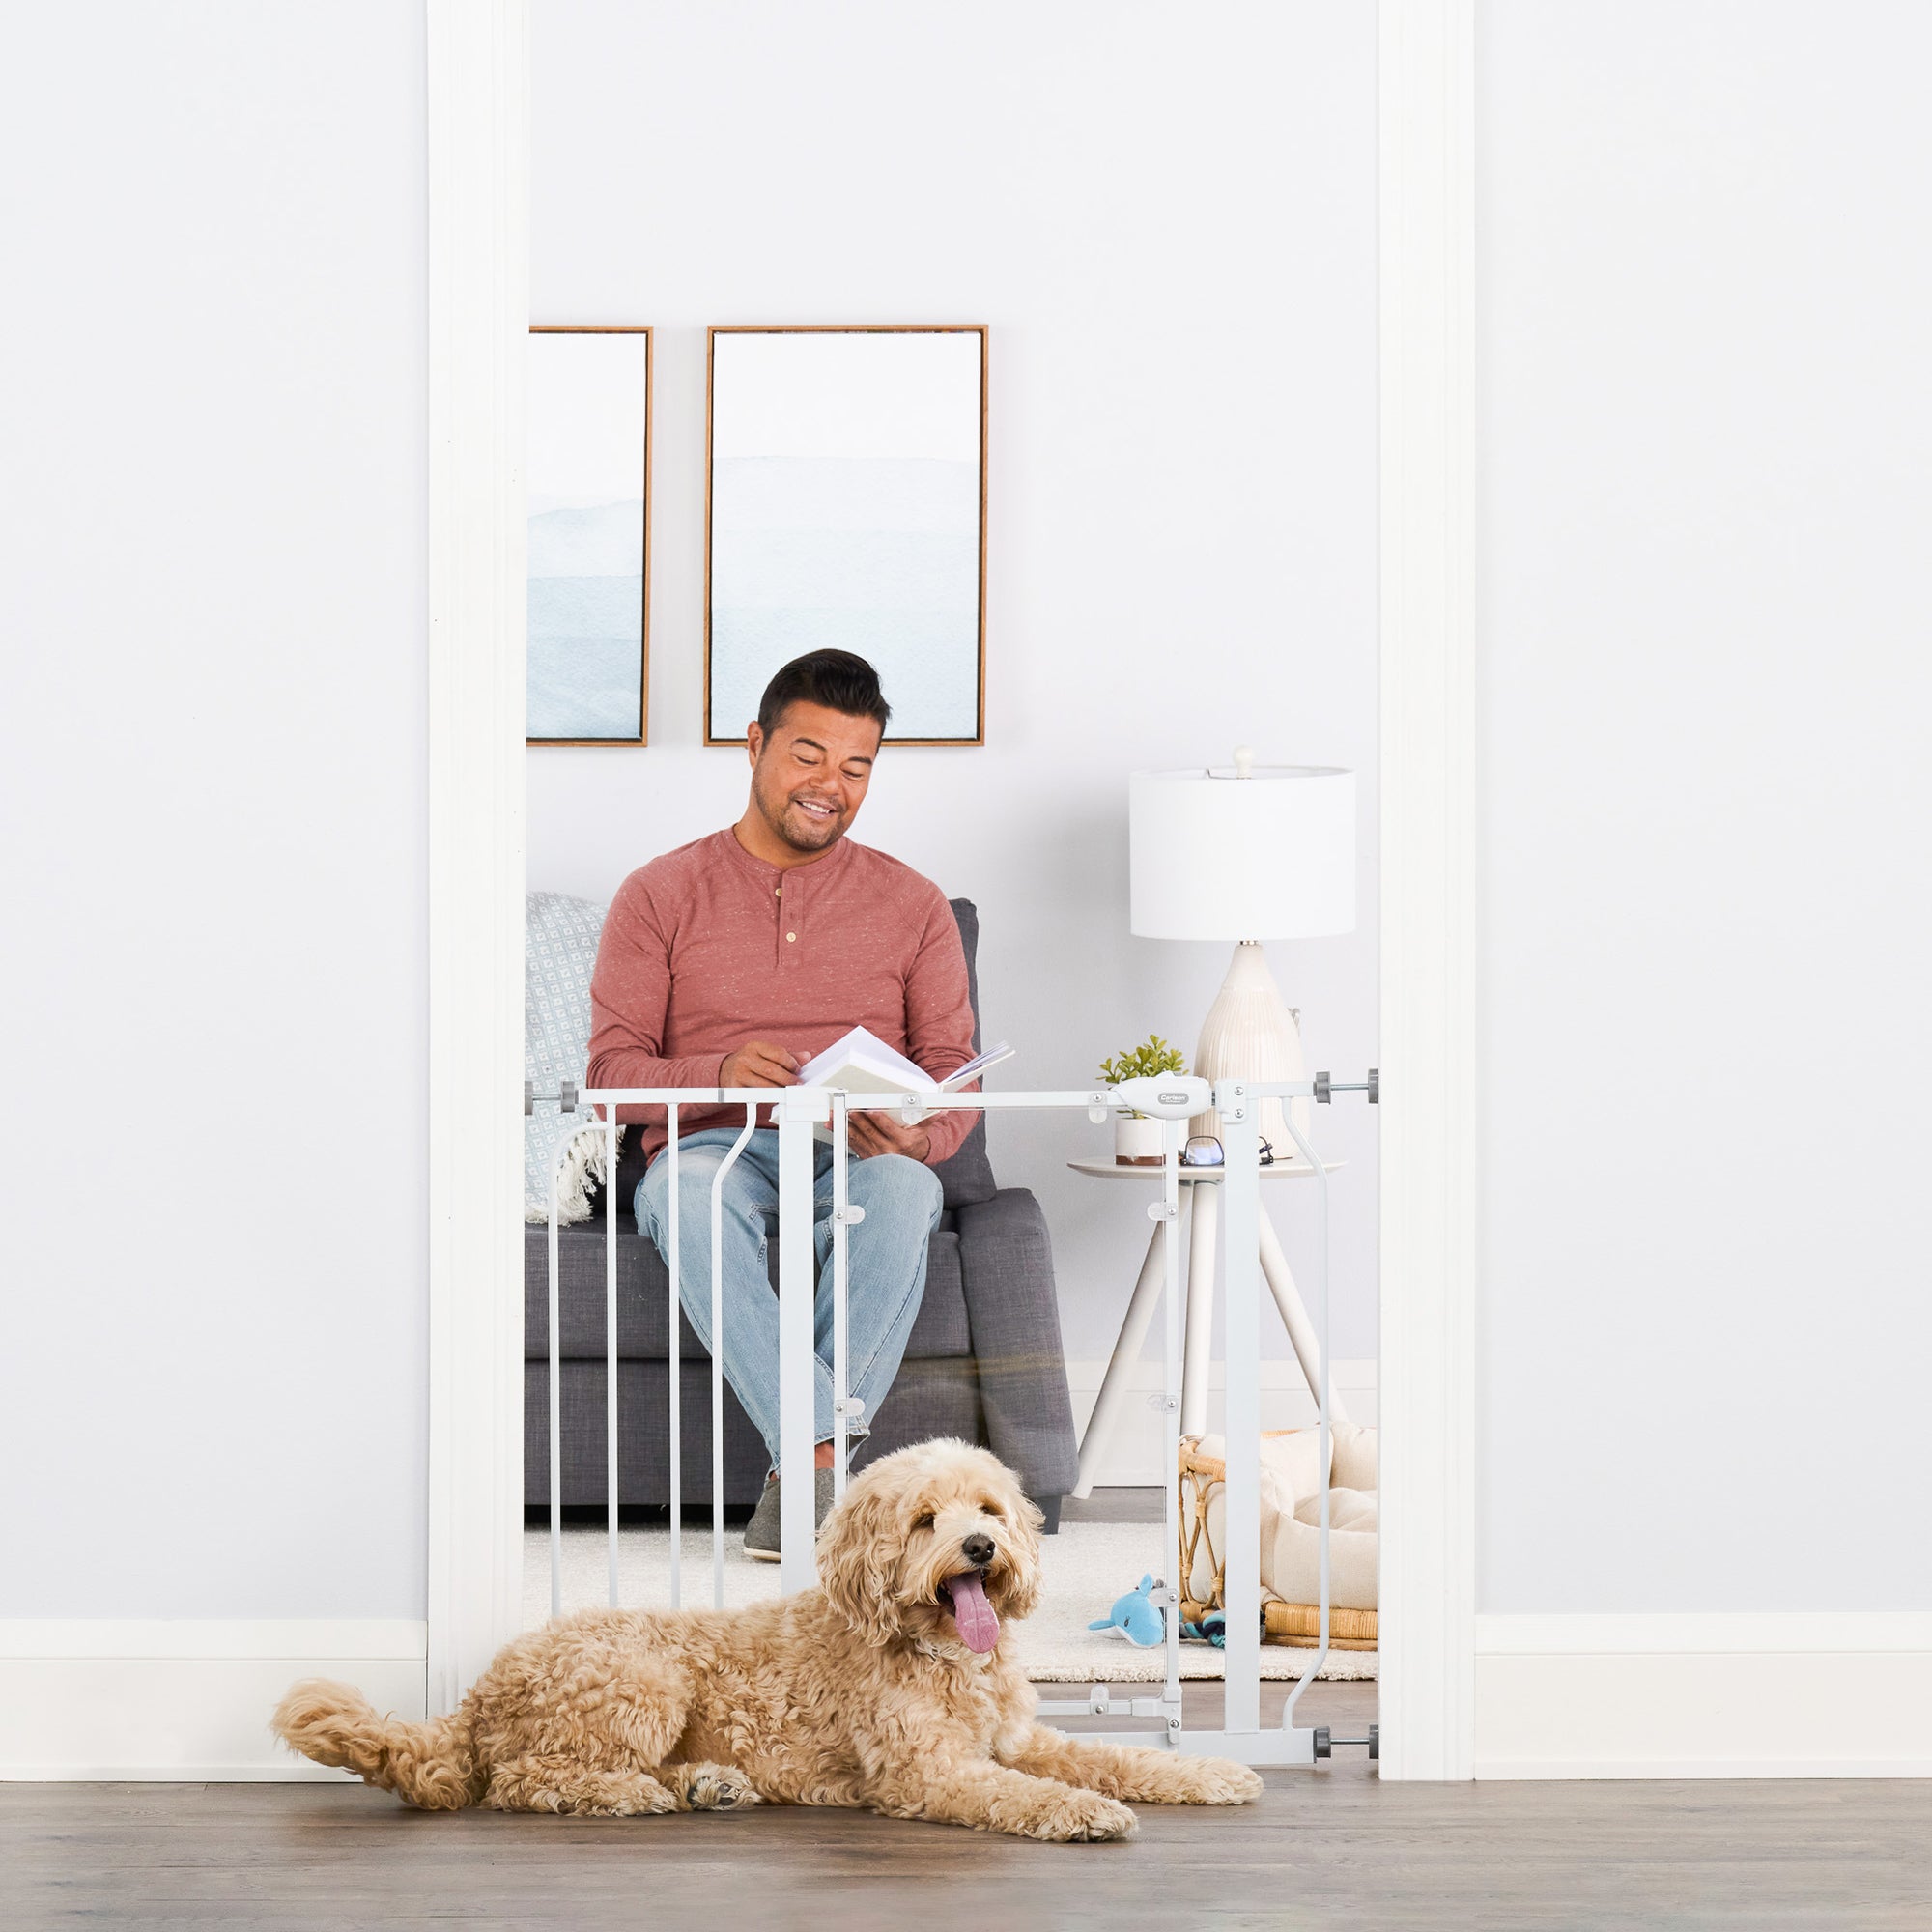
[1114,1115,1165,1165]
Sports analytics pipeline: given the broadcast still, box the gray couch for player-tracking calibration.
[524,898,1077,1530]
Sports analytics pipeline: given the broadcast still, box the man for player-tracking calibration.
[586,650,980,1558]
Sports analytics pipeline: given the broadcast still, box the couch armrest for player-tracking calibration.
[952,1186,1078,1501]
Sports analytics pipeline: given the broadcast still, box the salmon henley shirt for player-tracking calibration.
[585,828,980,1168]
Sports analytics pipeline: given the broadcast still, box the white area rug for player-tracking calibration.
[523,1520,1375,1683]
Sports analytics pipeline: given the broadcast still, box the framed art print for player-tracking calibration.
[705,325,987,746]
[526,325,652,745]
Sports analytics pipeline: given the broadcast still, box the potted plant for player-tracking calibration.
[1098,1034,1187,1165]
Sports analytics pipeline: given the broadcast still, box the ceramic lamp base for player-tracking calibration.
[1189,941,1313,1151]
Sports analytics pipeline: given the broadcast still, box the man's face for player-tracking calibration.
[745,700,882,856]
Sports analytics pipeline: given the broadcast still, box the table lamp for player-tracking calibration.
[1129,748,1356,1151]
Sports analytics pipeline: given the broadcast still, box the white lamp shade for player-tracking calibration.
[1130,763,1356,940]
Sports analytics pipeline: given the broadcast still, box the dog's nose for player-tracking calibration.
[961,1533,995,1568]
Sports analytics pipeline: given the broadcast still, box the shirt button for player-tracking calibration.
[786,932,797,943]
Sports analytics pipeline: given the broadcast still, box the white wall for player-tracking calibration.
[0,2,428,1619]
[1478,1,1932,1613]
[527,0,1382,1364]
[5,0,1919,1783]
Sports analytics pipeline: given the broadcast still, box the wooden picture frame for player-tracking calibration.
[704,324,988,747]
[526,324,653,746]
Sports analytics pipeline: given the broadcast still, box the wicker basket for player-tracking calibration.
[1177,1434,1378,1650]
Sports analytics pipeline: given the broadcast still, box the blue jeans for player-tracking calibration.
[636,1127,943,1470]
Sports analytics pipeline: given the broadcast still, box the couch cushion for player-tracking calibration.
[525,891,612,1223]
[525,1355,984,1508]
[928,898,999,1209]
[525,1215,971,1363]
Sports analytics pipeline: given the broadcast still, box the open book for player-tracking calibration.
[796,1026,1014,1143]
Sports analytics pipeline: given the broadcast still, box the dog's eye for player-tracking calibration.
[912,1511,935,1531]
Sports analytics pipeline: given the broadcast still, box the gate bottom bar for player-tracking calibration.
[1036,1692,1181,1722]
[1172,1729,1321,1767]
[1021,1721,1321,1769]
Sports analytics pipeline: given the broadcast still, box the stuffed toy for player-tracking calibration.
[1180,1609,1228,1647]
[1088,1574,1166,1646]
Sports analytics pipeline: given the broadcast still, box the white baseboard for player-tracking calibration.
[1065,1357,1378,1488]
[0,1620,427,1781]
[15,1607,1921,1783]
[1475,1613,1932,1778]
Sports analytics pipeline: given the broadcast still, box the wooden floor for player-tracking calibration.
[11,1498,1925,1927]
[8,1698,1930,1932]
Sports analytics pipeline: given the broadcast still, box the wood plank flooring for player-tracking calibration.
[7,1732,1929,1932]
[10,1494,1925,1928]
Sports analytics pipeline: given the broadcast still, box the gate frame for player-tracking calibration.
[424,0,1476,1779]
[539,1074,1369,1768]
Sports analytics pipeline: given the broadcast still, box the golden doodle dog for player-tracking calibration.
[274,1439,1261,1840]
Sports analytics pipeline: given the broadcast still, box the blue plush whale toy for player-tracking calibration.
[1088,1574,1166,1646]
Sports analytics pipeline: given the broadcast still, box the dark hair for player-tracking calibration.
[755,650,892,741]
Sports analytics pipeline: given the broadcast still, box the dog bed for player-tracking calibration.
[1178,1427,1378,1649]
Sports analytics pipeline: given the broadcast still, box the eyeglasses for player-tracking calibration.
[1180,1135,1285,1168]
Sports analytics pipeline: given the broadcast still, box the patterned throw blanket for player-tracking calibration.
[525,892,621,1224]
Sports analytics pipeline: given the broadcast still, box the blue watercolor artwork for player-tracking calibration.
[527,329,650,741]
[707,329,984,743]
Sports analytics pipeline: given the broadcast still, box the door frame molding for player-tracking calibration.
[422,0,1479,1776]
[425,0,529,1714]
[1375,0,1477,1781]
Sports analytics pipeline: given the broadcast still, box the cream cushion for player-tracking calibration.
[1186,1424,1378,1614]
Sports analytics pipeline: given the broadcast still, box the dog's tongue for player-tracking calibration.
[946,1571,1001,1653]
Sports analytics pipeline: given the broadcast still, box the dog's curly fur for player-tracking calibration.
[273,1439,1262,1840]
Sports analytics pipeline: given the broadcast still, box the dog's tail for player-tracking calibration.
[272,1678,481,1810]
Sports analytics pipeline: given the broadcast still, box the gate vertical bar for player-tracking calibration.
[1277,1103,1334,1722]
[1161,1117,1182,1716]
[547,1148,563,1621]
[712,1104,759,1608]
[606,1109,620,1607]
[777,1095,818,1594]
[1218,1078,1263,1733]
[831,1093,851,1500]
[666,1103,680,1609]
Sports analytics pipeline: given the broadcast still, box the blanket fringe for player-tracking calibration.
[525,1122,622,1225]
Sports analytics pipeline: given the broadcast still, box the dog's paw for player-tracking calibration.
[1186,1758,1264,1805]
[593,1786,681,1818]
[1022,1790,1138,1843]
[672,1762,761,1812]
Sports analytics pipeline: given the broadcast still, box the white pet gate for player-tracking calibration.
[534,1071,1378,1770]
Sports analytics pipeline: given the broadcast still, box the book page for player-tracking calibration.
[937,1040,1014,1089]
[797,1025,927,1089]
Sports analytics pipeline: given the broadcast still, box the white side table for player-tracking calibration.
[1066,1156,1350,1500]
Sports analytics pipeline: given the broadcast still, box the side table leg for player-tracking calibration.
[1072,1222,1168,1499]
[1258,1204,1350,1424]
[1180,1182,1220,1437]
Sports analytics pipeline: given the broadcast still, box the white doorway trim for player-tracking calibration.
[1376,0,1477,1781]
[425,0,529,1714]
[422,0,1480,1776]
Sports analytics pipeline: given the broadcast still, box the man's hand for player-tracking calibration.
[845,1107,932,1164]
[720,1040,801,1089]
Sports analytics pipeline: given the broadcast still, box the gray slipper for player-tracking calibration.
[743,1466,839,1562]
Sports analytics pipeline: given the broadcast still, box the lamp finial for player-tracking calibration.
[1234,745,1256,779]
